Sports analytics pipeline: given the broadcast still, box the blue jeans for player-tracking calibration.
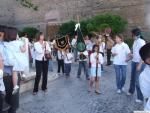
[129,61,145,100]
[114,65,127,90]
[49,60,53,72]
[77,61,89,78]
[64,63,71,76]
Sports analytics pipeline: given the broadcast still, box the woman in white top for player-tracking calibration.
[111,34,131,94]
[33,32,51,95]
[89,44,104,94]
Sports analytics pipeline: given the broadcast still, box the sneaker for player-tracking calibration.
[135,99,143,103]
[127,92,132,96]
[122,87,125,92]
[21,74,26,80]
[95,90,101,95]
[117,89,121,94]
[12,85,19,95]
[21,74,26,78]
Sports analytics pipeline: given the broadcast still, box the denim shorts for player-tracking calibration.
[90,67,101,77]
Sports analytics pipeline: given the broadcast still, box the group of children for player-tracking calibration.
[55,28,150,111]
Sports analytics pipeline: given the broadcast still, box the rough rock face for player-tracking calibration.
[0,0,149,31]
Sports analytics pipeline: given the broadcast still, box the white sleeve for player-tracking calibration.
[46,42,51,52]
[111,47,115,53]
[90,54,94,63]
[84,51,88,56]
[99,54,104,64]
[34,43,44,54]
[125,44,131,54]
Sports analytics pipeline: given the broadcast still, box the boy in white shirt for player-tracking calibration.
[89,44,104,94]
[111,34,131,94]
[139,43,150,111]
[57,50,65,75]
[0,50,5,113]
[127,28,146,103]
[77,50,89,80]
[0,29,5,112]
[64,47,73,78]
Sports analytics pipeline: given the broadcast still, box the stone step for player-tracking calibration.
[20,72,59,94]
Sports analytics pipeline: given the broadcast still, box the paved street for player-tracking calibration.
[17,63,143,113]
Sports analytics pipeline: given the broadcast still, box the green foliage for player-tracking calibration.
[58,13,128,37]
[16,0,39,11]
[58,20,76,37]
[124,38,134,49]
[20,27,39,41]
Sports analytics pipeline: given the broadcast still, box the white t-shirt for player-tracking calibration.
[3,40,28,71]
[34,41,51,61]
[85,40,93,51]
[99,42,105,53]
[90,52,104,67]
[139,65,150,111]
[71,38,77,47]
[111,42,130,65]
[132,38,145,62]
[57,50,65,60]
[64,53,73,64]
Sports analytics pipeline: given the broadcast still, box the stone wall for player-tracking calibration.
[0,0,150,34]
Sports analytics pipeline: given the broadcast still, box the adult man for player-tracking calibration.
[127,28,146,103]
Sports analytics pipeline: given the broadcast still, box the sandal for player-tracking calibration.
[95,90,101,95]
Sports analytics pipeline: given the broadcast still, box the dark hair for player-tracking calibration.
[36,32,44,41]
[139,43,150,63]
[116,34,124,41]
[131,28,141,36]
[92,44,99,52]
[5,27,18,42]
[21,32,28,37]
[0,25,5,33]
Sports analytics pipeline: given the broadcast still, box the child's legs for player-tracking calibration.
[57,60,61,73]
[89,77,94,88]
[12,71,18,87]
[95,77,100,91]
[65,64,71,76]
[95,68,101,91]
[68,64,71,75]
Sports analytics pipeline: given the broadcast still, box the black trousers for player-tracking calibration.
[33,60,49,92]
[107,49,112,65]
[3,75,20,113]
[0,92,3,113]
[57,59,64,73]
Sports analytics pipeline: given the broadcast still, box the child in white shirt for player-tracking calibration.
[89,44,104,94]
[64,48,73,78]
[139,43,150,111]
[111,34,131,94]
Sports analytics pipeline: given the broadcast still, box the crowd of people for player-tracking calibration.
[0,24,150,113]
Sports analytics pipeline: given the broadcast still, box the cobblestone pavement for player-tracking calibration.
[17,63,143,113]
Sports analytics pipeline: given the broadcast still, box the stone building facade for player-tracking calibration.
[0,0,150,37]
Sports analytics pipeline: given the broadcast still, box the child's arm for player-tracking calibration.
[137,60,144,72]
[20,44,26,53]
[0,53,3,78]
